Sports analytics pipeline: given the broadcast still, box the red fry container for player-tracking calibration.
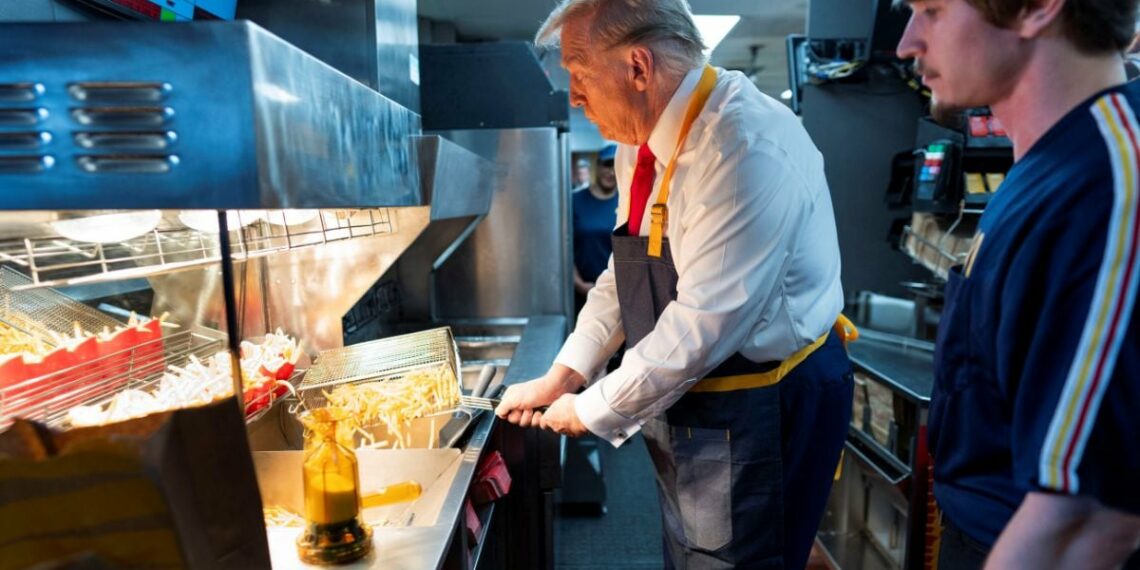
[37,336,99,412]
[132,320,166,379]
[0,353,47,417]
[95,327,135,397]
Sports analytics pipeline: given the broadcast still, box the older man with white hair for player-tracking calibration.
[496,0,855,567]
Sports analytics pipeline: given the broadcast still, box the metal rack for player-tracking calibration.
[0,266,124,342]
[899,200,981,280]
[0,208,397,291]
[300,326,460,393]
[0,326,225,428]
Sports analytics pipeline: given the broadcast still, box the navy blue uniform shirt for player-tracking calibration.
[931,81,1140,546]
[572,187,618,283]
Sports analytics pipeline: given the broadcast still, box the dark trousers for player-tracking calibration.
[938,517,990,570]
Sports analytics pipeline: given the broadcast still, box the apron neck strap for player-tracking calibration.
[648,64,718,258]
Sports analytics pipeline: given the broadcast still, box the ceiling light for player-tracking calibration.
[693,15,741,56]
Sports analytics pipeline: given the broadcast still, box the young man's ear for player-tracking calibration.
[1017,0,1065,40]
[627,46,654,92]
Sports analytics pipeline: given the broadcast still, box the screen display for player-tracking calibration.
[77,0,237,21]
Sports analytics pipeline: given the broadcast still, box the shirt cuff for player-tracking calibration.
[575,382,642,447]
[555,332,609,383]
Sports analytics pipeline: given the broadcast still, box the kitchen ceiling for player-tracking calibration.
[418,0,809,100]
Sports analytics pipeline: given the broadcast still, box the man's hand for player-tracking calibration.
[537,394,588,437]
[495,364,586,428]
[985,492,1140,570]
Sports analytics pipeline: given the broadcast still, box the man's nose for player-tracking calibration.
[896,12,923,61]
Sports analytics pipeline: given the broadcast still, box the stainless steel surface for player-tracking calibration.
[300,326,460,394]
[816,447,904,570]
[847,332,935,403]
[373,0,420,114]
[0,21,421,210]
[150,207,431,352]
[472,364,497,401]
[416,135,496,221]
[428,128,573,321]
[237,0,420,113]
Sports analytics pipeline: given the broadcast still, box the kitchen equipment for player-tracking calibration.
[298,326,460,396]
[296,407,372,565]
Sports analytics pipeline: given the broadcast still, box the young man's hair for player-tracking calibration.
[964,0,1138,54]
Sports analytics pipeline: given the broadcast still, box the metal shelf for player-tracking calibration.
[0,208,397,290]
[0,327,225,428]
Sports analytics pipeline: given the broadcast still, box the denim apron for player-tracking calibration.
[614,65,854,569]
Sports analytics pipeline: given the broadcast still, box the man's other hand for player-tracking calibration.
[495,364,586,428]
[537,394,588,436]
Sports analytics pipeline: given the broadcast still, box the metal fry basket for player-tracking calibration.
[298,327,462,408]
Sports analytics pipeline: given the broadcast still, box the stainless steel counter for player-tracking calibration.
[847,331,935,403]
[262,315,567,569]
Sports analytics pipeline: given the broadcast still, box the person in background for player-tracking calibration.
[572,157,593,193]
[497,0,855,567]
[572,144,619,313]
[896,0,1140,568]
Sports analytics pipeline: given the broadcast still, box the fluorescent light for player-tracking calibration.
[693,15,740,56]
[780,89,793,100]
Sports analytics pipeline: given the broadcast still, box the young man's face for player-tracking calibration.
[897,0,1029,115]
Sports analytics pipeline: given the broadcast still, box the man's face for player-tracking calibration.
[575,164,591,185]
[597,163,616,190]
[561,15,643,144]
[897,0,1028,115]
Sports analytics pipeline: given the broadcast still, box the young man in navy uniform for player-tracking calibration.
[897,0,1140,567]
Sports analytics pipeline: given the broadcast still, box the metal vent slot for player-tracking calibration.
[0,155,54,173]
[76,154,178,174]
[0,108,48,126]
[0,131,51,150]
[68,82,172,103]
[74,131,176,150]
[0,83,44,103]
[71,107,174,127]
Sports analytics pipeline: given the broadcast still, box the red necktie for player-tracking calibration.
[627,143,657,236]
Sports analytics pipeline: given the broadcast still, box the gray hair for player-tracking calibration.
[535,0,707,75]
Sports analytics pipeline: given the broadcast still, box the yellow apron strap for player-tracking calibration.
[691,315,858,393]
[833,313,859,348]
[648,64,718,258]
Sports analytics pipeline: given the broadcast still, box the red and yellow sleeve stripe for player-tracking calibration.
[1039,93,1140,492]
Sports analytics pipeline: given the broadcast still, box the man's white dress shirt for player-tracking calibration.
[558,66,844,447]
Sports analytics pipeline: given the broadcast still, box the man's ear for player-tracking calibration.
[1016,0,1065,40]
[628,45,654,92]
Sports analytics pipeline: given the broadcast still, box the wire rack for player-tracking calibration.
[0,326,226,428]
[299,327,461,396]
[0,208,397,291]
[0,266,124,342]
